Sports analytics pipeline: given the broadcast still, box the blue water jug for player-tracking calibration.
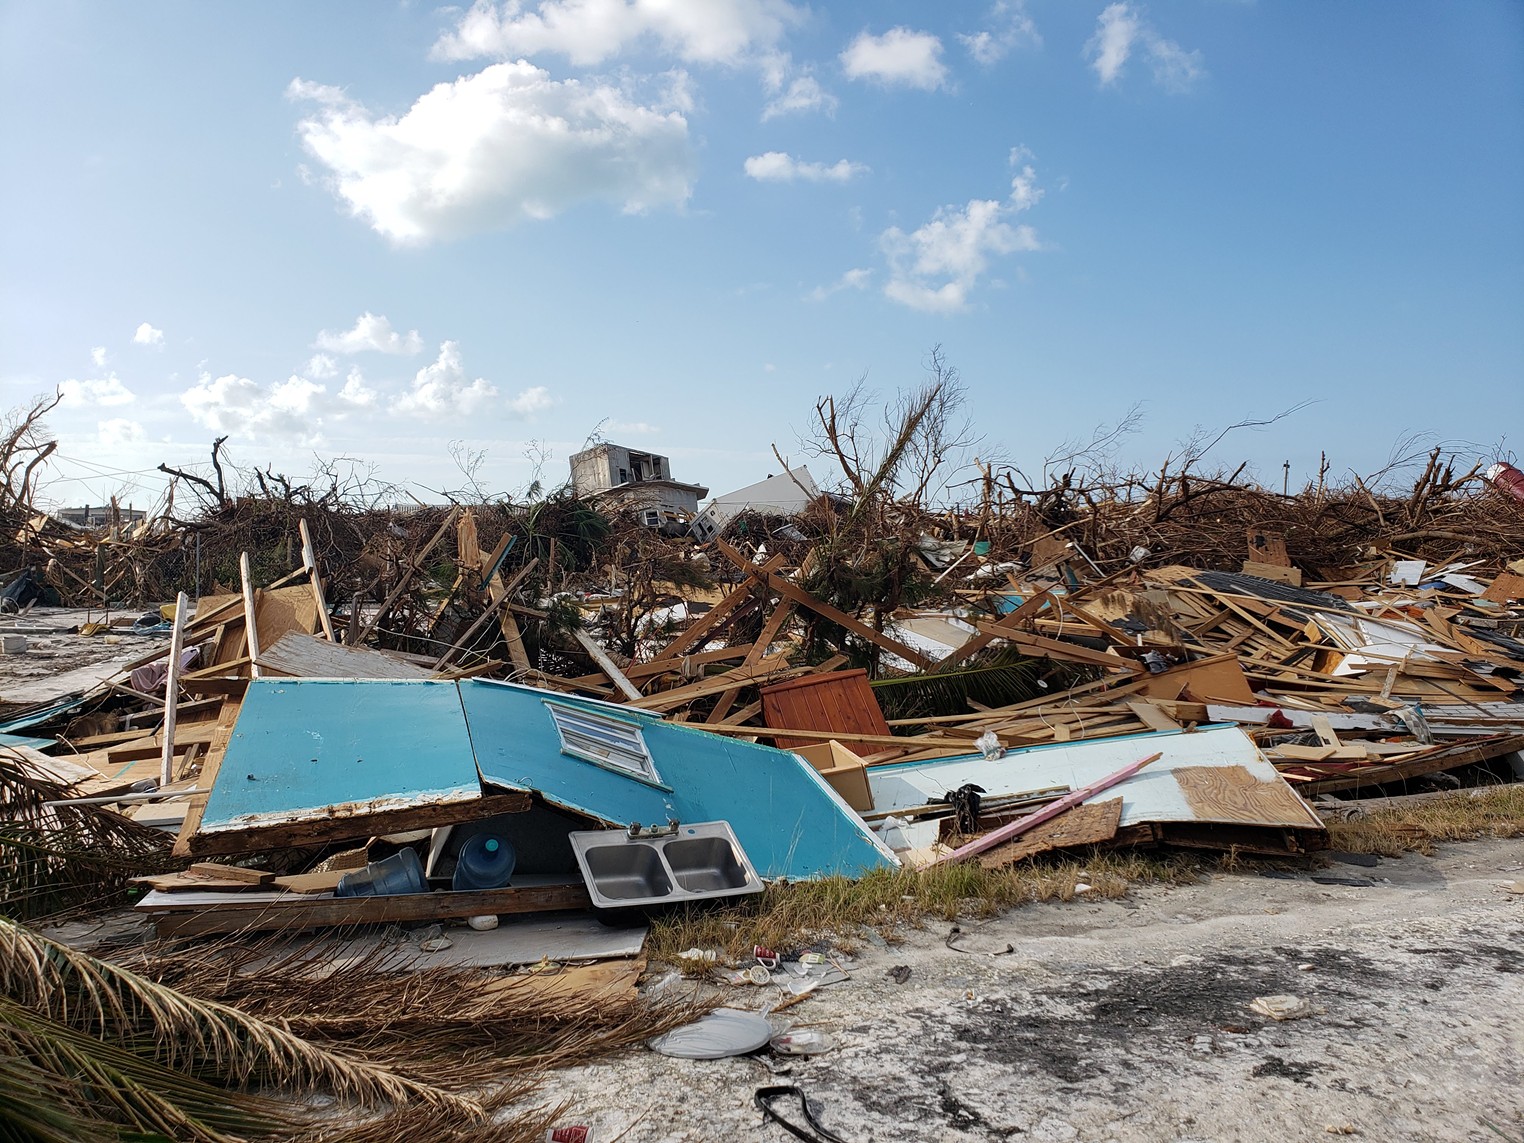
[452,834,516,891]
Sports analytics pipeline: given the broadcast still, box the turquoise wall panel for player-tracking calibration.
[199,679,481,833]
[461,680,896,880]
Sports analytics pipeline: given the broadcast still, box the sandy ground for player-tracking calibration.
[0,608,167,710]
[542,839,1524,1143]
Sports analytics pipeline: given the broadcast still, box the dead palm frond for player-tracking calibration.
[0,748,177,921]
[0,994,287,1143]
[133,933,707,1073]
[0,916,477,1114]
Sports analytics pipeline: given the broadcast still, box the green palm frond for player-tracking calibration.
[871,647,1043,722]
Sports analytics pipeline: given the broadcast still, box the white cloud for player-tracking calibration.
[609,420,659,435]
[840,27,947,91]
[879,156,1043,312]
[1146,35,1205,93]
[90,347,108,368]
[1086,3,1202,91]
[59,373,135,408]
[97,418,146,446]
[133,322,164,346]
[805,267,872,302]
[508,385,554,416]
[432,0,803,67]
[762,73,836,120]
[391,342,501,419]
[289,63,695,243]
[960,1,1039,65]
[760,55,837,120]
[337,367,378,409]
[743,152,866,183]
[306,352,339,378]
[180,372,325,443]
[314,313,424,356]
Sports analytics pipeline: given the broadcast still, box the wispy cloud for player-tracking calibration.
[960,1,1040,66]
[1086,3,1203,92]
[743,152,867,183]
[805,267,872,302]
[432,0,803,67]
[880,152,1044,312]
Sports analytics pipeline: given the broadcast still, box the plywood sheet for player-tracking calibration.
[258,631,432,680]
[978,797,1122,869]
[1172,764,1322,828]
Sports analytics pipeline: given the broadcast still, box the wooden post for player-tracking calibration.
[347,591,363,646]
[573,630,643,701]
[239,552,261,679]
[299,518,337,642]
[159,591,189,787]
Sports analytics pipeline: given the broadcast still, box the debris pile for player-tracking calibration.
[2,404,1522,1138]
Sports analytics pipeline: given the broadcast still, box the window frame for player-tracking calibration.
[542,700,666,787]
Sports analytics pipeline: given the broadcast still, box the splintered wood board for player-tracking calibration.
[1172,764,1322,828]
[978,798,1123,869]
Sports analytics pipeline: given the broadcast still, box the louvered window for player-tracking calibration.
[544,701,659,782]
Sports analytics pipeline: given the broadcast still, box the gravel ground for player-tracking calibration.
[540,838,1524,1143]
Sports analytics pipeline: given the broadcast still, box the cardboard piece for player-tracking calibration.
[794,739,875,813]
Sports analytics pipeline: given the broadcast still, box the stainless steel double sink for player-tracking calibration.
[568,820,763,909]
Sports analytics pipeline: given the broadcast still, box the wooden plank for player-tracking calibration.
[188,862,274,885]
[358,507,461,643]
[645,554,788,663]
[707,599,795,724]
[148,881,593,938]
[1126,701,1182,732]
[171,695,243,857]
[1299,734,1524,794]
[933,752,1162,865]
[973,624,1141,673]
[299,518,337,642]
[978,798,1123,869]
[184,791,534,857]
[258,631,433,680]
[717,540,935,669]
[239,552,262,679]
[627,653,800,711]
[159,590,189,787]
[573,630,642,701]
[272,869,347,895]
[937,591,1055,669]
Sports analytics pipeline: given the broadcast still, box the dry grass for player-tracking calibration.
[1325,785,1524,857]
[645,849,1200,964]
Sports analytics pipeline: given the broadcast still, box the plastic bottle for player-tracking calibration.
[452,834,516,890]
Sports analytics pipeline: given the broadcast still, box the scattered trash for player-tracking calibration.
[887,965,912,984]
[755,1084,851,1143]
[770,1029,838,1056]
[1249,994,1317,1021]
[648,1008,775,1059]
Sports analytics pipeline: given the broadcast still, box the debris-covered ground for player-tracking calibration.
[548,838,1524,1143]
[2,384,1523,1140]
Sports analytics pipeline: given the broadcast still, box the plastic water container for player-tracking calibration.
[452,834,516,891]
[335,847,428,897]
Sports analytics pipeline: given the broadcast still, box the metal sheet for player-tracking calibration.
[198,679,481,834]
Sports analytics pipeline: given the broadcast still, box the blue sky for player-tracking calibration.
[2,1,1520,513]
